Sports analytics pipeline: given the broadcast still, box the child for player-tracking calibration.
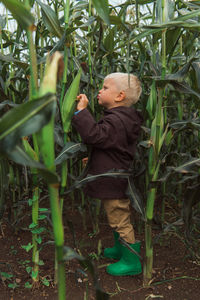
[72,72,143,276]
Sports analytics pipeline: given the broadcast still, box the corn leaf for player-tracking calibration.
[146,81,156,120]
[159,124,169,153]
[154,79,200,100]
[170,120,200,131]
[166,28,182,56]
[0,0,35,29]
[165,129,173,146]
[63,246,109,300]
[7,144,59,184]
[145,21,200,29]
[66,169,132,194]
[128,28,162,45]
[145,8,200,29]
[175,158,200,173]
[61,69,82,133]
[103,28,114,53]
[35,0,63,38]
[137,0,156,3]
[165,58,196,80]
[22,139,38,175]
[0,93,56,152]
[0,101,17,110]
[92,0,110,25]
[0,15,6,29]
[150,117,156,144]
[176,8,200,21]
[55,142,87,165]
[0,53,28,69]
[156,0,175,23]
[126,176,145,220]
[192,62,200,90]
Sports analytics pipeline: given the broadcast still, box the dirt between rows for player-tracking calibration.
[0,197,200,300]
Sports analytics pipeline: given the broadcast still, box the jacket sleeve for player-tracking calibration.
[72,108,124,149]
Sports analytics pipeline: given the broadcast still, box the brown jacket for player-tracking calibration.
[72,106,143,200]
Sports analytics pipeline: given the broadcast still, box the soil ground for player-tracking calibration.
[0,195,200,300]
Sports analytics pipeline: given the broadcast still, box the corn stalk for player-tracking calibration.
[144,0,169,285]
[38,52,66,300]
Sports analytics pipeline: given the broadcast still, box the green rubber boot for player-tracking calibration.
[103,231,122,260]
[106,241,142,276]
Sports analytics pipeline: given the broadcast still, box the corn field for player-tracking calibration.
[0,0,200,299]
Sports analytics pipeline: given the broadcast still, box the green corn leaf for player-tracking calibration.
[63,246,109,299]
[37,118,55,170]
[0,0,35,30]
[159,124,169,153]
[126,176,145,220]
[157,157,200,183]
[145,20,200,30]
[0,93,56,152]
[66,169,132,194]
[22,138,38,175]
[156,0,175,23]
[0,101,17,111]
[146,188,156,220]
[176,8,200,22]
[155,104,164,144]
[61,69,82,133]
[0,15,6,29]
[165,128,173,146]
[23,139,38,162]
[166,28,182,56]
[109,15,123,25]
[92,0,110,25]
[0,53,28,69]
[103,28,114,53]
[168,80,200,100]
[55,142,87,165]
[137,0,156,4]
[154,79,200,100]
[7,144,59,184]
[150,116,156,144]
[128,28,162,45]
[189,1,200,7]
[192,61,200,90]
[37,34,67,65]
[170,120,200,131]
[146,81,157,120]
[145,8,200,29]
[152,160,161,181]
[35,0,63,38]
[165,58,196,80]
[175,158,200,174]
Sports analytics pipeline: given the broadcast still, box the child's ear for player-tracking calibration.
[115,90,126,102]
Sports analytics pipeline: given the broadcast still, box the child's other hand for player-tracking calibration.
[76,94,89,110]
[82,157,88,168]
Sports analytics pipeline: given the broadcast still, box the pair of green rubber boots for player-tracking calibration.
[103,231,142,276]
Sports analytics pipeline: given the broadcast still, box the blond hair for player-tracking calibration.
[105,72,142,106]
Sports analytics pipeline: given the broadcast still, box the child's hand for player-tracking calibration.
[82,157,88,168]
[76,94,89,110]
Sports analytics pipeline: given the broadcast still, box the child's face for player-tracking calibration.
[97,78,120,109]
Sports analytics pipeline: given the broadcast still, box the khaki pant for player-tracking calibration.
[103,199,135,244]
